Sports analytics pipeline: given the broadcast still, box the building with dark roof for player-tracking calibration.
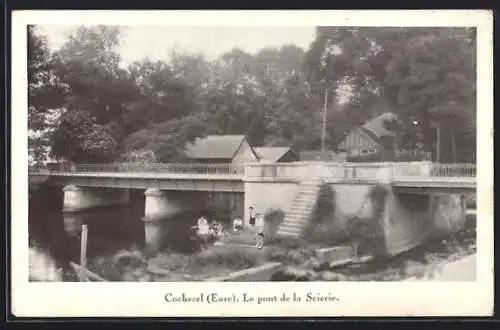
[254,147,299,163]
[299,150,343,162]
[183,135,259,163]
[337,112,397,158]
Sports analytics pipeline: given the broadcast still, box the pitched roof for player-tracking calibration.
[184,135,249,159]
[361,112,397,138]
[254,147,294,163]
[300,150,342,161]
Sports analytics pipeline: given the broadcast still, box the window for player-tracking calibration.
[361,148,369,154]
[368,147,377,153]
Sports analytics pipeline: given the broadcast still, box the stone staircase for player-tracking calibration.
[276,181,322,238]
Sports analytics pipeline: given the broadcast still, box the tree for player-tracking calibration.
[50,26,141,161]
[50,110,117,162]
[302,27,476,161]
[123,113,207,162]
[383,28,476,161]
[125,58,198,131]
[27,25,65,164]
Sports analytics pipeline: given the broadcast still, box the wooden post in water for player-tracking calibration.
[79,224,88,281]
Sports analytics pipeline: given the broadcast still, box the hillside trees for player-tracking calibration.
[28,25,476,164]
[303,27,476,161]
[27,25,66,164]
[49,26,140,162]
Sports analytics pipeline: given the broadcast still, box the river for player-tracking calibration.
[28,187,228,275]
[29,186,476,281]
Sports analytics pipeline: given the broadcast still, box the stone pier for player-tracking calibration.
[143,188,202,252]
[62,185,129,213]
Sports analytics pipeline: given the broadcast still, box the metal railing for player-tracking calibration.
[29,161,476,181]
[430,163,476,178]
[29,162,245,176]
[245,162,308,180]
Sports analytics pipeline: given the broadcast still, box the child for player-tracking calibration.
[254,213,265,249]
[232,217,243,232]
[248,206,256,227]
[193,217,210,243]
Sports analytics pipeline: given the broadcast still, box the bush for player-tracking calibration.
[345,216,386,257]
[266,244,316,266]
[191,245,264,270]
[263,208,285,240]
[311,184,335,224]
[148,252,191,271]
[303,220,349,247]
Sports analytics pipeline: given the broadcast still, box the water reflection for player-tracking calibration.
[63,213,83,238]
[29,188,232,273]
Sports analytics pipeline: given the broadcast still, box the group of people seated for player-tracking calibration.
[191,206,265,249]
[192,217,224,241]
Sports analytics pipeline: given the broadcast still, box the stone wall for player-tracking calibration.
[243,181,299,226]
[383,192,432,255]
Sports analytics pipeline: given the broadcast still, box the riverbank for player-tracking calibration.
[77,218,474,282]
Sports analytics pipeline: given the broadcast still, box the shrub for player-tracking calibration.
[266,244,316,265]
[311,184,335,224]
[89,256,125,281]
[112,248,147,269]
[303,220,349,247]
[148,252,191,271]
[346,215,387,257]
[263,208,285,240]
[191,245,263,270]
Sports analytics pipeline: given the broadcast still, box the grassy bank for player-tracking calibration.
[87,243,269,281]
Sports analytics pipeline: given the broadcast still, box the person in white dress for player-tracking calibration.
[192,217,210,243]
[232,217,243,232]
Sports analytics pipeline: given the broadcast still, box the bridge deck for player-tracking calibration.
[38,171,242,180]
[29,162,476,192]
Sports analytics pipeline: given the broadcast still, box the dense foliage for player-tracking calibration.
[28,26,476,165]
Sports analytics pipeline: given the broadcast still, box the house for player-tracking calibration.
[254,147,300,163]
[337,112,397,158]
[183,134,259,164]
[299,150,343,162]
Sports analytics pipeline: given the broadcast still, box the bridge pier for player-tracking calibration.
[62,185,129,213]
[143,188,201,252]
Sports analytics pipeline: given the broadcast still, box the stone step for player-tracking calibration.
[276,228,301,237]
[283,218,309,225]
[285,207,313,215]
[291,198,317,205]
[293,195,316,201]
[281,219,309,226]
[284,216,309,223]
[291,200,315,205]
[299,185,320,191]
[292,201,316,207]
[283,214,310,221]
[288,208,314,215]
[280,222,307,230]
[297,188,320,194]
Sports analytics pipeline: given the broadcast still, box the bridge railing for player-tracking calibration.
[245,162,309,180]
[392,162,476,179]
[31,162,245,176]
[430,163,476,177]
[29,161,476,180]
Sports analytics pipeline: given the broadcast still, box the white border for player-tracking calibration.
[12,10,494,317]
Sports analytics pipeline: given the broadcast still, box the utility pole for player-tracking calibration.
[321,88,328,153]
[436,125,441,163]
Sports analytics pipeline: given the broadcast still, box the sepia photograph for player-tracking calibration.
[12,10,493,317]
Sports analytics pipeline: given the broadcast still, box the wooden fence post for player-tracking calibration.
[79,224,88,281]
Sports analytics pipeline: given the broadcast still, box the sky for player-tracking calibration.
[37,25,317,64]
